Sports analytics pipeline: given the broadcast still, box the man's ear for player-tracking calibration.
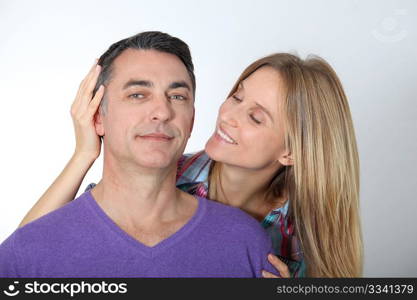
[278,151,293,166]
[94,109,105,137]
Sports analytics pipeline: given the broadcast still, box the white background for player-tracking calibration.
[0,0,416,276]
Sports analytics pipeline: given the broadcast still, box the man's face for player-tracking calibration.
[96,49,194,170]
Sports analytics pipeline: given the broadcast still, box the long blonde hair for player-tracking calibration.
[209,53,363,277]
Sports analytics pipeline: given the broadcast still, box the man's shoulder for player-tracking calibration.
[202,197,269,241]
[0,192,103,277]
[203,197,257,225]
[197,197,274,277]
[16,192,92,240]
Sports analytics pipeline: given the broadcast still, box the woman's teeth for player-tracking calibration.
[217,128,236,144]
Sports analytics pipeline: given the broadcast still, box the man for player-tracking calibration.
[0,31,275,277]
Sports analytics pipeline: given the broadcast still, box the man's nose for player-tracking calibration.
[150,96,173,122]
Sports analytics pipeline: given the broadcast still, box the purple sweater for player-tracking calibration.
[0,191,276,277]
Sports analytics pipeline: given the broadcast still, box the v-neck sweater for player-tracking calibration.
[0,191,276,277]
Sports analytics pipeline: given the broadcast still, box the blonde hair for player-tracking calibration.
[209,53,363,277]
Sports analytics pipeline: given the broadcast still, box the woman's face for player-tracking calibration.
[205,66,290,171]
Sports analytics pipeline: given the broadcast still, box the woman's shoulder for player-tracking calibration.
[177,150,211,170]
[176,150,213,186]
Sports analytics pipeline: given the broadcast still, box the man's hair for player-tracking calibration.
[95,31,195,113]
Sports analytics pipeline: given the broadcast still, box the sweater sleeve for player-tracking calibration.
[0,232,20,277]
[254,232,281,278]
[240,219,280,278]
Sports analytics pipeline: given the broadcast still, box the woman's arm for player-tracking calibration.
[18,62,104,227]
[19,152,97,227]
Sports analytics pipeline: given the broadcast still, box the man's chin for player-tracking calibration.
[132,155,177,170]
[128,146,183,170]
[137,161,172,169]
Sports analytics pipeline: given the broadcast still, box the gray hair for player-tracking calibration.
[94,31,196,114]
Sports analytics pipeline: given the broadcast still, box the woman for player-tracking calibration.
[19,53,363,277]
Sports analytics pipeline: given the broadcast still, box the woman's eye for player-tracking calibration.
[170,95,186,101]
[250,114,262,124]
[232,95,242,102]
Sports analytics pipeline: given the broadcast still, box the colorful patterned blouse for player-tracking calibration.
[176,151,306,277]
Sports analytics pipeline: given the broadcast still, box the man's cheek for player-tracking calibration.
[189,112,195,134]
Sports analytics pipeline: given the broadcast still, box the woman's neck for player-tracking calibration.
[213,162,286,221]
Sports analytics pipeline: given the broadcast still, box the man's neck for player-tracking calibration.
[90,155,198,247]
[92,155,189,226]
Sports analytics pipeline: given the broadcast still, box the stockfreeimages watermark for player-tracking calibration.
[2,280,127,297]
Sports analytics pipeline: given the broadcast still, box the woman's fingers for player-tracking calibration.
[268,254,291,278]
[88,85,105,115]
[77,61,98,96]
[67,60,103,159]
[81,64,102,110]
[72,60,100,113]
[262,270,279,278]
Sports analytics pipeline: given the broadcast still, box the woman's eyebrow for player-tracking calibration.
[255,102,273,121]
[240,81,273,121]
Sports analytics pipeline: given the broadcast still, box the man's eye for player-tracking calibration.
[129,93,145,99]
[170,95,186,101]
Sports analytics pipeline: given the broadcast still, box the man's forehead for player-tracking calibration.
[123,79,192,93]
[111,49,191,85]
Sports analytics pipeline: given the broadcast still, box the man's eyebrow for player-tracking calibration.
[123,80,153,89]
[168,81,191,91]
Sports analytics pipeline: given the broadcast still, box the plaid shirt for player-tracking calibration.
[176,151,306,277]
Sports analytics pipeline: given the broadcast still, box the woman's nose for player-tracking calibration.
[219,102,239,128]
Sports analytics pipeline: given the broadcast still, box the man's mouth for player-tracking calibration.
[138,133,173,141]
[216,127,237,144]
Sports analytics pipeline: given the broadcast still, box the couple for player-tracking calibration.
[0,31,362,277]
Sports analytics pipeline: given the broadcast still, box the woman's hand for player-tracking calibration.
[262,254,291,278]
[70,61,105,160]
[18,61,104,228]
